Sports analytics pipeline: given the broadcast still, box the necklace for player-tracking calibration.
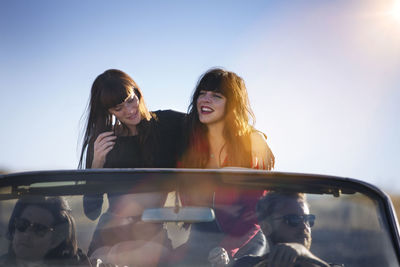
[209,142,226,166]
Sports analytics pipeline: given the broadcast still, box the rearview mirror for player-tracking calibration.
[142,207,215,223]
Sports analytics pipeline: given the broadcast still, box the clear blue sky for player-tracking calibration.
[1,0,399,192]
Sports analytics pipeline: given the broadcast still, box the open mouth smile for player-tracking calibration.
[200,106,214,113]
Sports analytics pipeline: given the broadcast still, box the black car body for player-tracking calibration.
[0,169,399,266]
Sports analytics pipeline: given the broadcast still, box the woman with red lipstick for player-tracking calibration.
[180,68,275,264]
[79,69,184,258]
[182,68,274,169]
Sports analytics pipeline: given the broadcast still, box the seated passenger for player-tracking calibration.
[0,196,91,267]
[87,193,172,267]
[230,192,329,267]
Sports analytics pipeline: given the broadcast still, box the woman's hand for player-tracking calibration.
[91,131,117,168]
[251,131,275,170]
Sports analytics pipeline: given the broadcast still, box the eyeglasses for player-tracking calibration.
[14,218,54,237]
[272,214,316,227]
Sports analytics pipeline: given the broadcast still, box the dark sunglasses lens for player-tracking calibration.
[307,215,315,227]
[286,216,303,227]
[15,218,30,232]
[15,218,51,237]
[286,215,315,227]
[31,224,50,237]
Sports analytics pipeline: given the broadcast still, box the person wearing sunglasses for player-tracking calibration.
[230,192,330,267]
[0,196,91,267]
[226,192,331,267]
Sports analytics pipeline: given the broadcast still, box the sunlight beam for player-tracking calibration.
[392,0,400,22]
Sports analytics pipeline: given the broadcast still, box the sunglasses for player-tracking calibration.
[273,214,316,227]
[14,218,54,237]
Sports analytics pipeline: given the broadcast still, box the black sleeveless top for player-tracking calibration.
[83,109,185,219]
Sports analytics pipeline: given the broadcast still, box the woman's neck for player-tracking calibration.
[206,121,226,168]
[127,125,138,136]
[206,120,224,141]
[116,124,138,136]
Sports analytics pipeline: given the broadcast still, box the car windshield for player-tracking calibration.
[0,170,398,267]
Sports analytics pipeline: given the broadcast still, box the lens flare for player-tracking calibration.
[392,0,400,22]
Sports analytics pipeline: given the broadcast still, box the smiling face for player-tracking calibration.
[12,205,57,261]
[196,90,227,125]
[108,93,141,134]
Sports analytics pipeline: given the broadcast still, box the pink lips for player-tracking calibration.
[200,105,214,114]
[127,109,139,120]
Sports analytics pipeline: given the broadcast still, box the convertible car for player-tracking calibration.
[0,169,399,266]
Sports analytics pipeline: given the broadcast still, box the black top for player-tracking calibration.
[103,135,142,168]
[86,109,185,168]
[83,109,185,220]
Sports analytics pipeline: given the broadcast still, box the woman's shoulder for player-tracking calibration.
[152,110,186,131]
[250,130,268,148]
[152,109,186,121]
[249,130,275,170]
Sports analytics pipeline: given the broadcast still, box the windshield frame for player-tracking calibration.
[1,168,399,261]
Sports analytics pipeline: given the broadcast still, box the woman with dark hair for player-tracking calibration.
[180,68,275,264]
[182,67,274,169]
[79,68,183,170]
[79,69,184,259]
[0,196,90,266]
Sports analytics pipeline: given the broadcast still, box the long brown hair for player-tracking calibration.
[79,69,154,168]
[182,68,273,168]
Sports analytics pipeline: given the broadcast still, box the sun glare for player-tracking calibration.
[392,0,400,22]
